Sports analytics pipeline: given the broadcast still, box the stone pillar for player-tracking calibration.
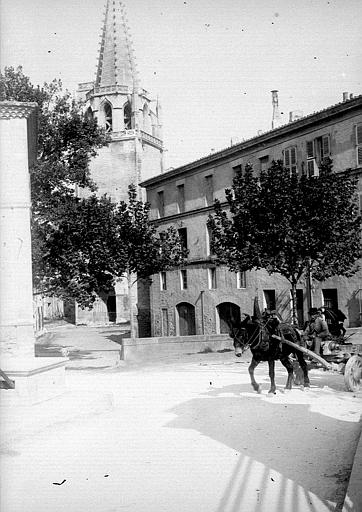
[0,101,66,404]
[0,102,37,358]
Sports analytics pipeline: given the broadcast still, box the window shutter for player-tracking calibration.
[307,160,315,176]
[358,146,362,166]
[357,124,362,145]
[291,147,297,165]
[357,125,362,166]
[306,140,314,159]
[322,135,330,157]
[285,149,290,167]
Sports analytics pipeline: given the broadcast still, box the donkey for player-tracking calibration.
[230,314,310,394]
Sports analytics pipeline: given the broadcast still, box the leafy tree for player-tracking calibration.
[0,66,108,304]
[1,67,186,311]
[208,159,361,324]
[37,185,187,314]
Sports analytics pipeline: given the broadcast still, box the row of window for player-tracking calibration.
[159,269,246,291]
[157,175,214,218]
[156,124,362,218]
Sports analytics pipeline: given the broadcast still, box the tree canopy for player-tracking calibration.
[1,66,186,307]
[208,159,361,321]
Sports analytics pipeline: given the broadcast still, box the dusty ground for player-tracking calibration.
[1,347,361,512]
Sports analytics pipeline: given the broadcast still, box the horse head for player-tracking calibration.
[229,314,254,357]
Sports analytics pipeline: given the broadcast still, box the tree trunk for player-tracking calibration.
[290,281,299,326]
[127,269,137,339]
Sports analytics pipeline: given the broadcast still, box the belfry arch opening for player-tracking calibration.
[142,103,151,132]
[103,102,113,132]
[217,302,241,334]
[124,101,132,130]
[86,107,93,122]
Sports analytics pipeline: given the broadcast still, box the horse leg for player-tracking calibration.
[268,360,276,394]
[280,356,294,390]
[296,351,310,388]
[248,357,262,393]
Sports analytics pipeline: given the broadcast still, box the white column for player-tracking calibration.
[0,103,37,358]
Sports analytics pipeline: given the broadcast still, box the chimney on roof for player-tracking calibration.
[289,110,303,123]
[350,93,354,100]
[343,92,349,102]
[271,90,282,129]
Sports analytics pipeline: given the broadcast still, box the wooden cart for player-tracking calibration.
[273,334,362,392]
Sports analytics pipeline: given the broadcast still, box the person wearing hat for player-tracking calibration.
[303,308,330,355]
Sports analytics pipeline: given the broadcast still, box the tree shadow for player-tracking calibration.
[165,378,360,512]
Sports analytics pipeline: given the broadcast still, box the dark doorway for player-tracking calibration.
[177,302,196,336]
[322,289,338,310]
[107,295,116,323]
[263,290,276,311]
[217,302,241,334]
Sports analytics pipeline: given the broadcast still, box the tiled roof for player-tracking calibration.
[141,94,362,186]
[0,101,38,119]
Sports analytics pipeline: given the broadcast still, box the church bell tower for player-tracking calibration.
[75,0,163,330]
[77,0,164,203]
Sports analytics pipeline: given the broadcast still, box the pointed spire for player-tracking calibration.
[95,0,139,89]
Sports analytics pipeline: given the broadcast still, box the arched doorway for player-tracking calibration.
[176,302,196,336]
[217,302,241,334]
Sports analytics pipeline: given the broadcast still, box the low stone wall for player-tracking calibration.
[121,334,233,362]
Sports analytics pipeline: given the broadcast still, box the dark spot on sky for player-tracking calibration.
[48,51,51,53]
[205,23,210,27]
[314,56,317,59]
[154,71,157,75]
[274,12,279,17]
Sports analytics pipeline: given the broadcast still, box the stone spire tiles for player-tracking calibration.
[95,0,138,89]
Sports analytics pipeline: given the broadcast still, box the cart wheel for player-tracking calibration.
[344,355,362,392]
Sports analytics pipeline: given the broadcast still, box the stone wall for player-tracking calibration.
[121,334,232,362]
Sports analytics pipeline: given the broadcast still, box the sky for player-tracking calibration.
[1,0,362,170]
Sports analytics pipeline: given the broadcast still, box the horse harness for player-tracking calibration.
[234,318,281,352]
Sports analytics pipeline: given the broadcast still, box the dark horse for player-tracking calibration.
[230,314,310,394]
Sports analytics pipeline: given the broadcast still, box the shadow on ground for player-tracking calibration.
[165,373,361,512]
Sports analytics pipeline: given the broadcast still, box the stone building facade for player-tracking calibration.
[67,0,164,330]
[141,94,362,337]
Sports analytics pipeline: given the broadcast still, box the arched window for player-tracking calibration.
[85,107,93,122]
[124,101,132,130]
[104,102,112,132]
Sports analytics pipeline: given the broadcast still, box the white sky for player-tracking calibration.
[1,0,362,169]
